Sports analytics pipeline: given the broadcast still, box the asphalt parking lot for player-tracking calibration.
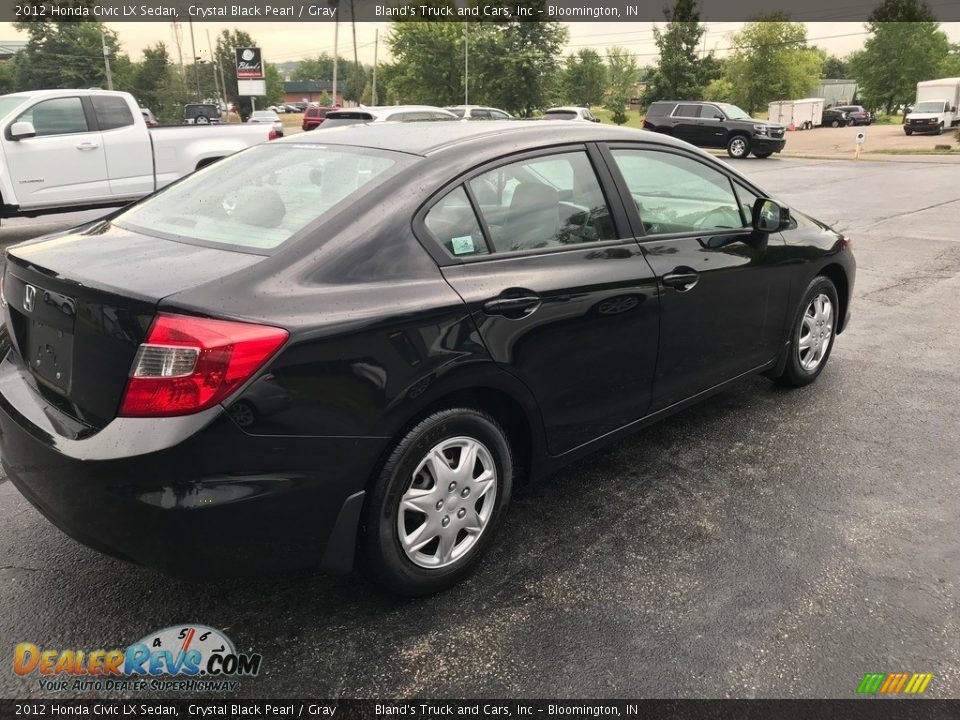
[0,156,958,699]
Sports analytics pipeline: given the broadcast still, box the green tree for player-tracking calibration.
[821,54,850,78]
[943,44,960,77]
[473,14,568,117]
[265,63,284,105]
[562,49,607,107]
[644,0,716,104]
[387,20,472,105]
[215,28,261,118]
[132,43,170,114]
[13,19,126,91]
[722,15,824,113]
[604,47,639,125]
[849,0,949,114]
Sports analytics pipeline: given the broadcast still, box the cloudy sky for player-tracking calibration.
[2,21,959,67]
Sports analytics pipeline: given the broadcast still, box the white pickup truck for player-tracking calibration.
[0,89,273,219]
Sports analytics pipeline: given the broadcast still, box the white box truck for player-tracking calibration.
[904,78,960,135]
[767,98,824,130]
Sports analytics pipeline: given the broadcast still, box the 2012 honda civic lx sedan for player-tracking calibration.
[0,122,854,596]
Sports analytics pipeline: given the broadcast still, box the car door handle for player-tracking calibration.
[76,142,99,150]
[662,268,700,292]
[482,294,541,317]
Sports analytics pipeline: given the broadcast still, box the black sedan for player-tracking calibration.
[0,122,855,596]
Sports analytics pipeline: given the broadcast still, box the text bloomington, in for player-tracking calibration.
[376,4,635,18]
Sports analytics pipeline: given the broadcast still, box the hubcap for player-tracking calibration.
[397,437,497,569]
[798,293,834,372]
[731,138,746,156]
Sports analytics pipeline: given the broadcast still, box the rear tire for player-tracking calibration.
[773,276,839,388]
[363,408,513,596]
[726,135,751,159]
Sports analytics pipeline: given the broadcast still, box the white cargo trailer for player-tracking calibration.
[768,98,824,129]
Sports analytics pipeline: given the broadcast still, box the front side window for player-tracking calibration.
[490,110,511,120]
[467,151,616,253]
[116,144,414,252]
[611,149,743,235]
[17,97,89,136]
[92,96,134,130]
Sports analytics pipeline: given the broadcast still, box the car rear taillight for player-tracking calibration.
[268,129,279,141]
[119,313,288,417]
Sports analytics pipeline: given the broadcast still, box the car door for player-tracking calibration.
[91,95,155,200]
[696,104,728,147]
[670,103,704,145]
[3,95,110,209]
[420,146,661,455]
[601,144,791,410]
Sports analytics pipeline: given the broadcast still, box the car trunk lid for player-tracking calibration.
[2,220,262,428]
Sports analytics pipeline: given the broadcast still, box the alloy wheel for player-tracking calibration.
[798,293,834,372]
[397,437,498,569]
[729,137,747,157]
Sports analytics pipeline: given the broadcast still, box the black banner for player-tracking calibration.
[2,700,960,720]
[4,0,960,23]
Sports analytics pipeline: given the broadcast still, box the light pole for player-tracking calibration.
[464,24,469,105]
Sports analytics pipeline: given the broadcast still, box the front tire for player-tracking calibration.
[936,122,944,135]
[363,408,513,596]
[774,276,839,388]
[726,135,751,159]
[904,128,913,136]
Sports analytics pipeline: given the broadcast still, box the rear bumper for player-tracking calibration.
[0,350,387,578]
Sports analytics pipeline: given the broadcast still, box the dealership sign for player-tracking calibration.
[235,47,263,79]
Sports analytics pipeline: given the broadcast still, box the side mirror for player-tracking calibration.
[753,198,790,233]
[9,121,36,140]
[592,117,601,123]
[714,113,724,120]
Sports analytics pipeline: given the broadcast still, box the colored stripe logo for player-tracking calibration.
[857,673,933,695]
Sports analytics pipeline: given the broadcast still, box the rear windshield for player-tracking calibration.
[115,144,414,252]
[184,105,218,118]
[543,110,577,120]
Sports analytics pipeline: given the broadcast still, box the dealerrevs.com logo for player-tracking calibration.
[13,625,262,693]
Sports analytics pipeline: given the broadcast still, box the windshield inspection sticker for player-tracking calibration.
[451,235,476,255]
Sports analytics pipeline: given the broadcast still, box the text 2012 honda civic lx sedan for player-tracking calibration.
[0,122,854,596]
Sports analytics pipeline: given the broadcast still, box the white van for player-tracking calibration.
[905,78,960,135]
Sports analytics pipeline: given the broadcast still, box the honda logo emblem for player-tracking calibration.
[23,284,36,313]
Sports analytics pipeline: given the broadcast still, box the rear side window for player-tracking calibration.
[543,110,577,120]
[92,96,134,130]
[645,103,672,118]
[17,97,89,136]
[673,104,703,118]
[116,144,415,252]
[448,108,466,118]
[468,151,616,253]
[424,187,488,258]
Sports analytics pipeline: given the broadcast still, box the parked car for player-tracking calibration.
[266,105,289,114]
[0,89,273,219]
[183,103,221,124]
[822,108,849,128]
[140,107,158,127]
[248,110,284,136]
[302,105,334,131]
[832,105,871,126]
[541,106,600,122]
[317,106,458,128]
[643,100,786,159]
[285,104,304,113]
[446,105,513,120]
[0,121,854,596]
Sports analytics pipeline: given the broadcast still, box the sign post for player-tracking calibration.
[854,130,866,160]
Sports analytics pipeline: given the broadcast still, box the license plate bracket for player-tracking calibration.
[28,320,74,394]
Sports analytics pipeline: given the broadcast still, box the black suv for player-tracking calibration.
[643,101,786,159]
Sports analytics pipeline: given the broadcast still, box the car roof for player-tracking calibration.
[273,119,693,157]
[545,106,587,112]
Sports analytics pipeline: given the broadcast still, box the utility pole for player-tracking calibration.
[351,0,360,106]
[372,29,378,105]
[206,29,220,109]
[188,20,200,100]
[332,16,339,107]
[464,25,469,105]
[101,31,113,90]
